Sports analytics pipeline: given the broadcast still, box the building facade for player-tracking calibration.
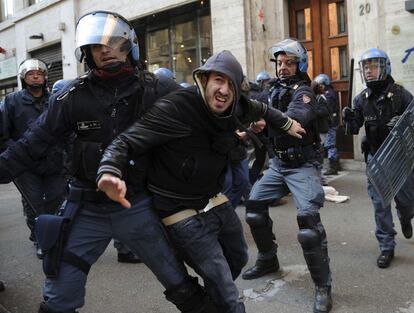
[1,0,413,160]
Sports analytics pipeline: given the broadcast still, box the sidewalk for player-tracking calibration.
[2,167,414,313]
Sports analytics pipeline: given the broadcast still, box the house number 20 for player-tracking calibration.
[359,3,371,15]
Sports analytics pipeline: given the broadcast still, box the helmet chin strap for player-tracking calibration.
[101,61,127,73]
[26,83,44,91]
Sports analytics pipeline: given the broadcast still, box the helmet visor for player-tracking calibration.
[359,58,387,83]
[19,59,47,78]
[75,12,137,60]
[268,41,302,62]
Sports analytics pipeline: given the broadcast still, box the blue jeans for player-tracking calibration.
[43,193,189,312]
[323,125,339,160]
[166,203,247,313]
[223,159,250,207]
[367,155,414,251]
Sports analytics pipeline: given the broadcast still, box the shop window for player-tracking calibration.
[330,46,348,80]
[296,8,312,41]
[142,1,212,85]
[171,20,196,83]
[147,29,170,73]
[1,0,14,21]
[328,1,347,36]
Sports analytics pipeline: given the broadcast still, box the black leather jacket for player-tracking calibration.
[98,87,290,216]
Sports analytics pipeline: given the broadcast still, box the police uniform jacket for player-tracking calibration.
[268,78,319,151]
[1,89,64,176]
[0,69,179,195]
[349,76,413,153]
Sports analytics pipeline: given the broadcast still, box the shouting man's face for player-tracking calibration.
[204,72,235,115]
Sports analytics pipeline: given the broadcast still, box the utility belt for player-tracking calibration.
[162,193,229,226]
[67,185,109,203]
[274,143,320,168]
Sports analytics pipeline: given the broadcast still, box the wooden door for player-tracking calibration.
[289,0,353,158]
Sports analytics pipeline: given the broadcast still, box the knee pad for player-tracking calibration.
[297,228,320,248]
[245,200,270,228]
[297,214,322,248]
[246,211,270,228]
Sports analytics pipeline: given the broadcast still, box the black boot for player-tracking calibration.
[314,286,332,313]
[323,159,338,176]
[400,219,413,239]
[38,302,78,313]
[117,251,142,263]
[0,280,5,292]
[164,277,211,313]
[242,255,279,280]
[377,250,394,268]
[297,215,332,313]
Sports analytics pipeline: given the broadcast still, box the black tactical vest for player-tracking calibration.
[362,84,404,153]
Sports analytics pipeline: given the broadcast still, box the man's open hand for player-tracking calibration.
[97,173,131,208]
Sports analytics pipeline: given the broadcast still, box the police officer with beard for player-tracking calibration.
[343,48,414,269]
[242,38,333,313]
[0,58,67,258]
[96,50,305,313]
[0,11,207,313]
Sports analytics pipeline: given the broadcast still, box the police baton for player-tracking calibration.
[12,179,38,215]
[344,58,354,135]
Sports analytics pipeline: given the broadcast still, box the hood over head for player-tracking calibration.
[193,50,243,118]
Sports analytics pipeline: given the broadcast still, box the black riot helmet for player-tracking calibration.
[74,11,139,69]
[18,58,48,90]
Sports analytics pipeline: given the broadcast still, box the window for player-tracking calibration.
[141,0,211,85]
[328,1,347,36]
[296,8,312,41]
[330,46,348,80]
[307,49,313,79]
[0,0,14,21]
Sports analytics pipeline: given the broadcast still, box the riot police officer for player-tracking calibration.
[256,70,271,91]
[154,67,175,80]
[343,48,414,269]
[0,58,67,258]
[0,11,205,313]
[313,74,340,175]
[242,38,333,313]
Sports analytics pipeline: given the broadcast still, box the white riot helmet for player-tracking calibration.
[74,11,139,69]
[18,58,48,89]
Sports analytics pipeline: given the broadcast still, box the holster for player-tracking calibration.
[35,200,81,278]
[35,215,71,278]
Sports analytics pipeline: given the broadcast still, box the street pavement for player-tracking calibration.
[1,165,414,313]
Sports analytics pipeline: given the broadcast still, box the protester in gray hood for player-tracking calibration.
[96,50,305,313]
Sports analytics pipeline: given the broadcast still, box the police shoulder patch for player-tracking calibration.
[303,95,311,104]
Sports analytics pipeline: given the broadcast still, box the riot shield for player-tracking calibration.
[367,99,414,207]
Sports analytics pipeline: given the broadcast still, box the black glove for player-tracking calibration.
[342,107,355,122]
[386,115,400,130]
